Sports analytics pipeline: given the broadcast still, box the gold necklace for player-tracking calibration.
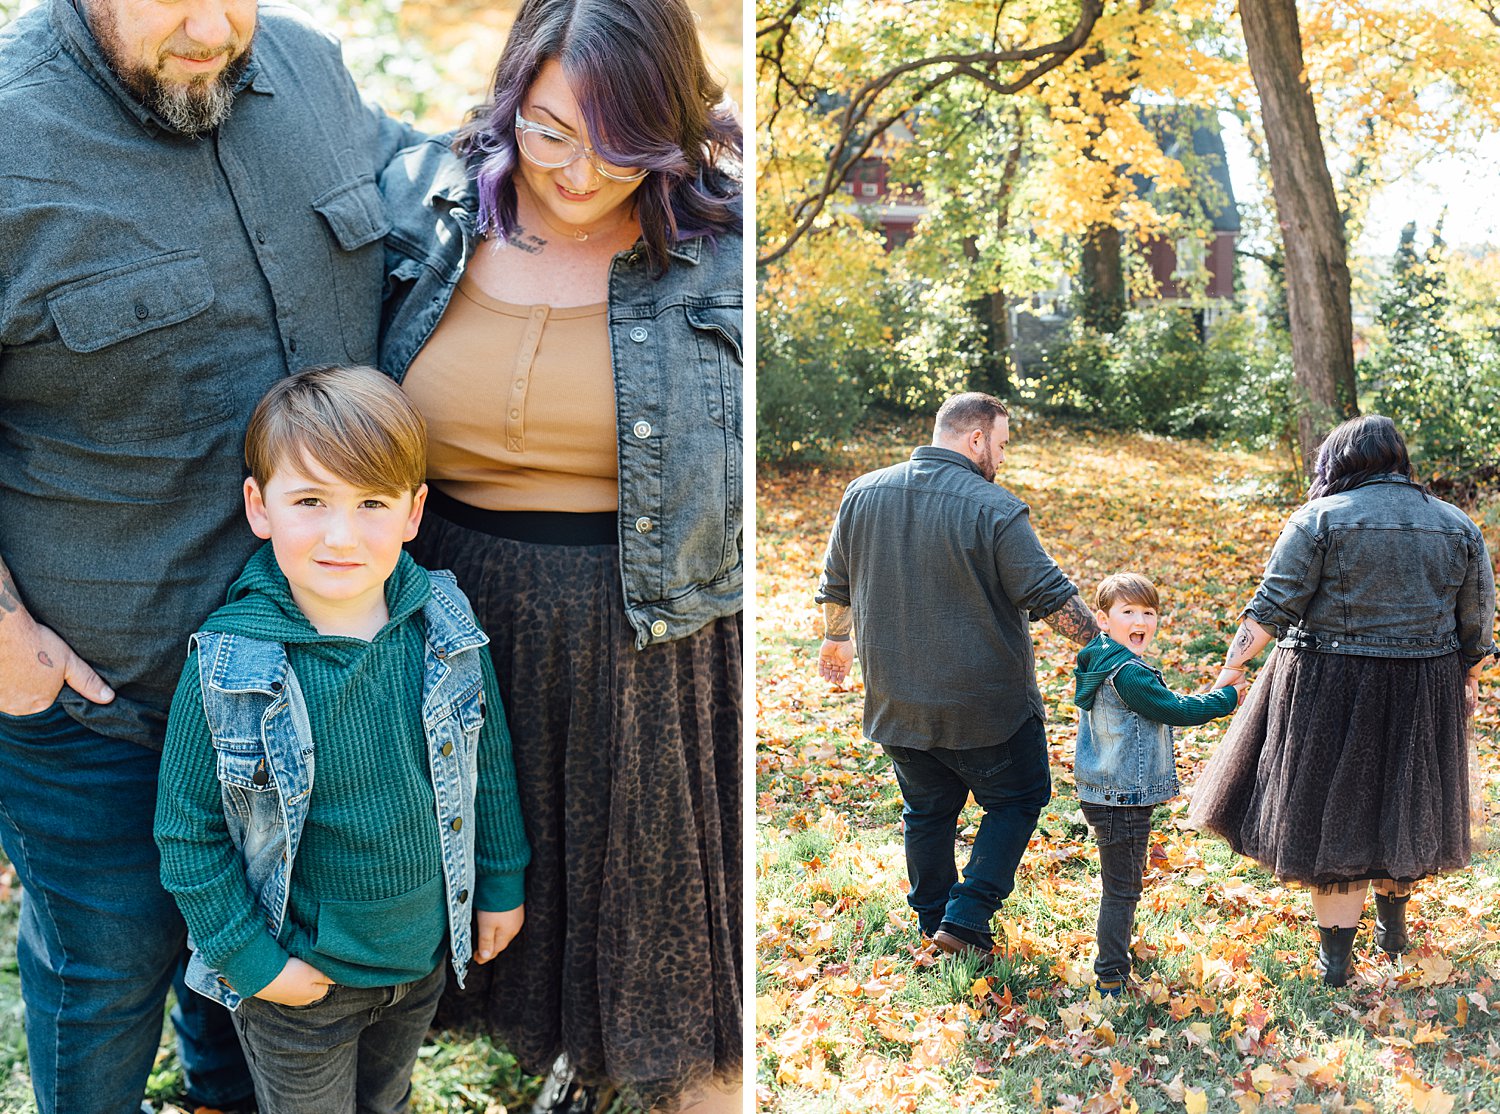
[520,180,635,244]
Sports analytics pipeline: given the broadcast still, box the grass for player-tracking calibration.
[755,417,1500,1113]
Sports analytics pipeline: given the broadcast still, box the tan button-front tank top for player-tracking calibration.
[401,273,618,513]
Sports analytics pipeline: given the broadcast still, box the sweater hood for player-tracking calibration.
[1074,633,1141,711]
[199,543,431,645]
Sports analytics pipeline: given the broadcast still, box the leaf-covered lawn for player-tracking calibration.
[755,417,1500,1114]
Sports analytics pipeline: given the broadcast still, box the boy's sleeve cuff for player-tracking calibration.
[475,870,525,912]
[214,931,292,1000]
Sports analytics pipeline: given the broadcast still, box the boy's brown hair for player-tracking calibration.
[245,365,427,495]
[1094,572,1160,613]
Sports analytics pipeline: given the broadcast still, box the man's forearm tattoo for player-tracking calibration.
[823,602,853,640]
[1042,594,1099,647]
[0,559,19,620]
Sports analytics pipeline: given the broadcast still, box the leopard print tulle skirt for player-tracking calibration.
[411,511,742,1109]
[1190,647,1473,887]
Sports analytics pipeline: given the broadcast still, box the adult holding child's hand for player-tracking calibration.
[1192,415,1497,987]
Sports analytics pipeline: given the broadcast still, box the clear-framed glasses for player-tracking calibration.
[513,110,649,183]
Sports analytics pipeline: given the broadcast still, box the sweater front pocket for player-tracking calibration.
[311,874,447,980]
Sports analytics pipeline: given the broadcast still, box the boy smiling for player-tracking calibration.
[1072,573,1246,996]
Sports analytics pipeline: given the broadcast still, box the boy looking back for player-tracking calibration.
[155,365,529,1112]
[1073,573,1246,996]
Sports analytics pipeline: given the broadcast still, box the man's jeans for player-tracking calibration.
[0,706,251,1114]
[1079,802,1154,983]
[231,961,446,1114]
[882,715,1052,941]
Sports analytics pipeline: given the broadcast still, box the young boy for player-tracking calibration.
[155,365,529,1112]
[1072,573,1246,996]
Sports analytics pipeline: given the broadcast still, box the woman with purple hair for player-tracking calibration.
[378,0,742,1108]
[1192,415,1495,988]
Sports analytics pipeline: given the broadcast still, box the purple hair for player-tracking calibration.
[454,0,742,274]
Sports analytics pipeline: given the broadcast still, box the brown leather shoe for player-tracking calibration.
[932,928,993,959]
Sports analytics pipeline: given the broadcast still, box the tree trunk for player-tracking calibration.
[1079,225,1126,333]
[1239,0,1358,473]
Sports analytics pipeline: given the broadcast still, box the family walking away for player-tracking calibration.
[816,398,1497,995]
[0,0,742,1109]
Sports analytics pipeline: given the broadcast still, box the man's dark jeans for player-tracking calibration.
[1079,802,1154,983]
[0,706,251,1114]
[231,961,445,1114]
[882,715,1051,941]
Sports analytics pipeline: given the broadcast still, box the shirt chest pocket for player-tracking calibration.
[46,251,227,444]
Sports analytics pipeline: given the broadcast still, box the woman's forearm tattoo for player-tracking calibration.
[1043,594,1099,647]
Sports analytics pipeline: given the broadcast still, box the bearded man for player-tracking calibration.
[815,393,1098,960]
[0,1,418,1109]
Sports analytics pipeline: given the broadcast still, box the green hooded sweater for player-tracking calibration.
[1073,633,1238,726]
[156,545,529,999]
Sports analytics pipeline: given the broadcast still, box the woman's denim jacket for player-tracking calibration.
[377,138,742,649]
[183,571,490,1010]
[1247,475,1498,666]
[1076,661,1178,807]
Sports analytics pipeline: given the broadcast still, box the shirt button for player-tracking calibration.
[441,741,454,757]
[450,817,463,832]
[288,338,298,354]
[256,230,266,244]
[134,303,149,320]
[629,326,648,343]
[650,620,667,638]
[633,420,652,438]
[510,409,520,419]
[635,516,653,534]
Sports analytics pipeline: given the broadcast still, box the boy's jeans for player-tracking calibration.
[0,705,251,1114]
[881,715,1052,942]
[1079,802,1154,983]
[231,961,445,1114]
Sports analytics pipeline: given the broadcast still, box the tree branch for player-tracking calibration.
[758,0,1105,266]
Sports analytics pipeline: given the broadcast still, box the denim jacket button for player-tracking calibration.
[1331,641,1339,648]
[635,516,653,534]
[450,817,463,832]
[629,326,648,343]
[651,620,668,638]
[269,680,283,693]
[441,741,454,757]
[458,889,469,904]
[632,420,652,438]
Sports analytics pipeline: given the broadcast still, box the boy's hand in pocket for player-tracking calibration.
[474,906,525,963]
[255,957,333,1006]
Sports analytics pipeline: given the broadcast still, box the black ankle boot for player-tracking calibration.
[1374,893,1410,957]
[1316,925,1358,987]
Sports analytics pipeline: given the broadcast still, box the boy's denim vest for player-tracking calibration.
[183,571,489,1010]
[1075,661,1178,807]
